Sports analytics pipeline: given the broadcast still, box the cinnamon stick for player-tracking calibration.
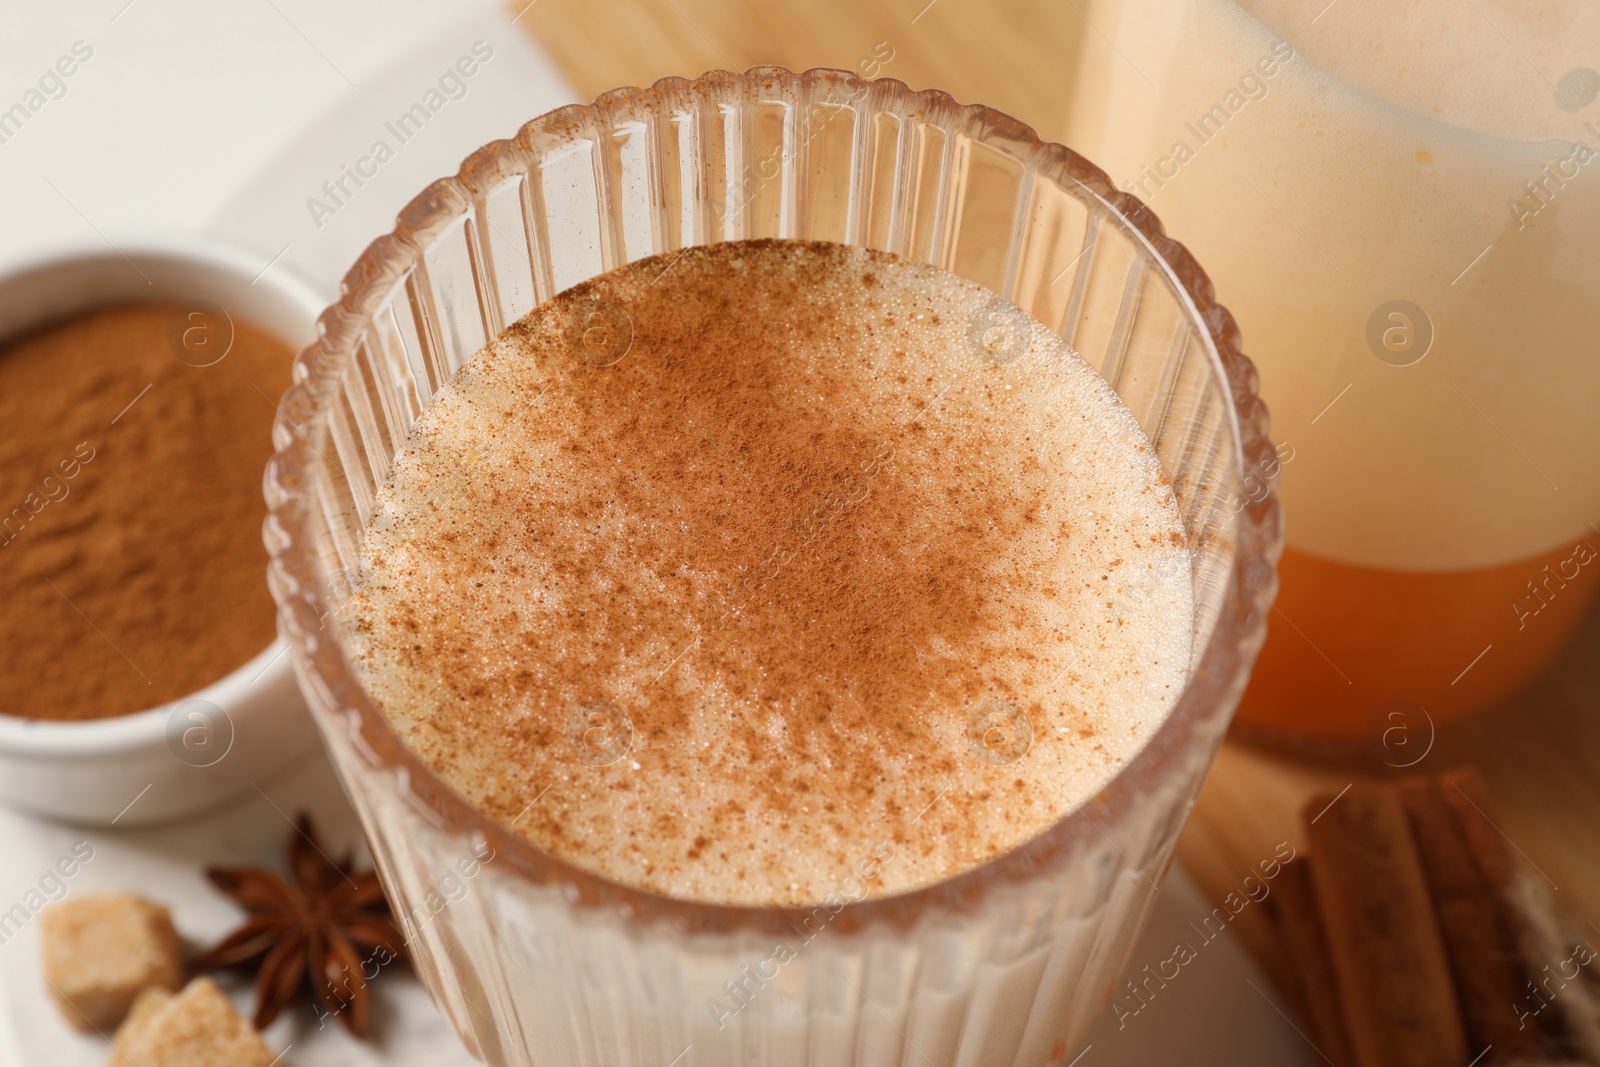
[1304,782,1469,1067]
[1436,767,1574,1053]
[1400,777,1552,1060]
[1272,857,1357,1066]
[1438,768,1513,894]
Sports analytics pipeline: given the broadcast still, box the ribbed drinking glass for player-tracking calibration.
[264,66,1281,1067]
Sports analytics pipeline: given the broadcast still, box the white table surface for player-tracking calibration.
[0,4,1311,1063]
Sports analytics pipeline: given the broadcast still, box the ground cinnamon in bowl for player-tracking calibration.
[0,302,292,721]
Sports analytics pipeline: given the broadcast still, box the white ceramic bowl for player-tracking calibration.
[0,234,325,827]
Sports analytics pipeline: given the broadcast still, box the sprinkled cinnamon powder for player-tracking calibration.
[0,303,292,720]
[350,240,1194,905]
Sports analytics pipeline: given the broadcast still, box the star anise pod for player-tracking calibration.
[195,815,406,1037]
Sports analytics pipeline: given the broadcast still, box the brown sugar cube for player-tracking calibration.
[116,986,175,1043]
[41,893,183,1029]
[107,977,279,1067]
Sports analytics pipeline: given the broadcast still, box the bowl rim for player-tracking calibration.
[266,65,1285,935]
[0,233,324,756]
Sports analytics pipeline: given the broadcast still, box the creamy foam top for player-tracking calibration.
[348,240,1194,906]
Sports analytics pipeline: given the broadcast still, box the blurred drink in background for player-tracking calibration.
[1068,0,1600,743]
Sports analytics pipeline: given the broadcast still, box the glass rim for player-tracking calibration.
[264,65,1283,937]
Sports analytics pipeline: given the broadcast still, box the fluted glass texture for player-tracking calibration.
[265,67,1282,1067]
